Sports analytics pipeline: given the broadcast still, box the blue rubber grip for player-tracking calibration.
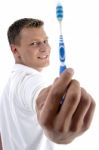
[59,35,66,74]
[60,65,66,74]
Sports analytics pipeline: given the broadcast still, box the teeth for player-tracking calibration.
[42,56,46,58]
[39,55,48,59]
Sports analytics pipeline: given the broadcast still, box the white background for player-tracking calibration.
[0,0,99,149]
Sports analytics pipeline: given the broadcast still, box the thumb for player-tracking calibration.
[52,68,74,94]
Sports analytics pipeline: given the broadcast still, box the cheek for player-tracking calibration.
[26,51,38,61]
[25,49,36,56]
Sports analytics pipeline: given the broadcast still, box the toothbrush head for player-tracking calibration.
[56,3,63,22]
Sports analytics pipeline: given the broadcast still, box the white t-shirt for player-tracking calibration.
[0,64,55,150]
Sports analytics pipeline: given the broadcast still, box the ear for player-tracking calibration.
[10,44,20,57]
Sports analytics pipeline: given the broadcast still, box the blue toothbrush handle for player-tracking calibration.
[60,65,66,74]
[59,35,67,74]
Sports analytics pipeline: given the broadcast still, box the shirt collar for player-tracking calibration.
[12,64,41,74]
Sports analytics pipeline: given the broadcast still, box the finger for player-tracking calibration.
[40,68,74,126]
[83,95,96,130]
[55,80,81,131]
[51,68,74,98]
[70,88,91,132]
[36,85,52,111]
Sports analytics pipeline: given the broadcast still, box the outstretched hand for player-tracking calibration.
[36,68,96,144]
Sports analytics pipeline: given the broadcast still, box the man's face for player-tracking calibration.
[13,27,51,71]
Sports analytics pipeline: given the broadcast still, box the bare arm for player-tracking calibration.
[36,68,96,144]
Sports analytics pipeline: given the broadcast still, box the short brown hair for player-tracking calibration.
[7,18,44,45]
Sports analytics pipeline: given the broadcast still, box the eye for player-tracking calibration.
[43,39,48,44]
[31,41,38,46]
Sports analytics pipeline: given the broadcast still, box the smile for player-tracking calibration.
[38,55,49,59]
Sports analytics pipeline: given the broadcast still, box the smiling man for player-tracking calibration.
[9,19,51,71]
[0,18,95,150]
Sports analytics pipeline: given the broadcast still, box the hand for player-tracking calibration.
[36,68,96,144]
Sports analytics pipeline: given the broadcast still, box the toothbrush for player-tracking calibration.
[56,2,67,74]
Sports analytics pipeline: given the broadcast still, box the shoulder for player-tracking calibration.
[11,64,43,84]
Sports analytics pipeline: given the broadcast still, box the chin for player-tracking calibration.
[40,63,50,69]
[45,61,50,67]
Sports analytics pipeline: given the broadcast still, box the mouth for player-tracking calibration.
[38,55,49,60]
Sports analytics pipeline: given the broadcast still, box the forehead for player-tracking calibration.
[20,27,47,41]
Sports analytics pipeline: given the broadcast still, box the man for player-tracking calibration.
[0,18,95,150]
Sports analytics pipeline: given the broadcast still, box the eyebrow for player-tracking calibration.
[31,36,48,42]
